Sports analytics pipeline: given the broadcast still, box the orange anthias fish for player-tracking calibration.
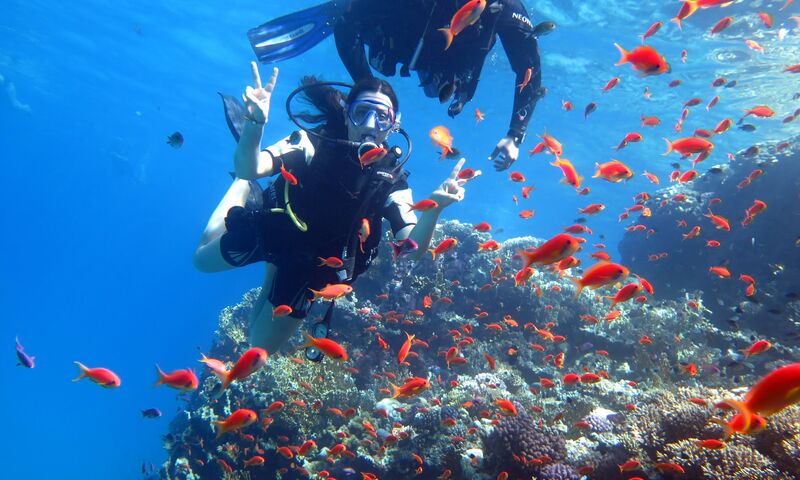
[429,126,459,159]
[550,157,583,189]
[408,199,440,212]
[572,262,630,297]
[397,332,415,364]
[715,363,800,437]
[318,256,344,268]
[199,353,229,379]
[475,108,485,123]
[154,365,198,391]
[309,283,353,301]
[391,377,431,399]
[705,210,731,231]
[663,137,713,156]
[303,333,348,361]
[359,147,387,168]
[540,131,564,156]
[72,362,121,388]
[439,0,487,50]
[614,43,670,76]
[495,399,518,416]
[280,162,299,186]
[741,340,771,358]
[605,283,643,308]
[517,67,533,93]
[358,217,370,252]
[218,347,268,393]
[593,160,634,182]
[430,238,458,260]
[214,409,258,438]
[517,233,585,269]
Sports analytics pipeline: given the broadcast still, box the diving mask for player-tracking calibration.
[347,99,396,132]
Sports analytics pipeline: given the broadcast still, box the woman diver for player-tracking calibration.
[193,63,471,355]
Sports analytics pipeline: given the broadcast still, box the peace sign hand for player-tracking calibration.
[243,62,278,125]
[430,158,468,209]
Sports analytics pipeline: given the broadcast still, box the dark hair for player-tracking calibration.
[295,76,400,139]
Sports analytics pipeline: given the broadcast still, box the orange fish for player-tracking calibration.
[272,304,293,317]
[705,210,730,231]
[391,377,430,399]
[517,68,533,93]
[397,332,415,364]
[280,162,298,186]
[519,209,535,219]
[244,456,265,467]
[710,16,733,34]
[539,131,564,156]
[429,238,458,260]
[518,233,584,269]
[475,108,485,123]
[154,365,198,391]
[214,409,258,438]
[495,399,518,416]
[198,353,229,379]
[438,0,487,50]
[550,157,583,189]
[72,361,121,388]
[429,126,459,159]
[741,340,771,358]
[572,262,630,297]
[715,363,800,437]
[521,185,535,199]
[218,347,268,393]
[318,256,344,268]
[578,203,605,215]
[303,333,348,361]
[663,137,713,156]
[742,105,774,119]
[478,240,501,251]
[309,283,353,301]
[473,221,492,232]
[593,160,633,182]
[606,283,643,308]
[709,266,731,278]
[509,171,526,182]
[408,199,440,212]
[614,43,670,76]
[642,171,660,184]
[359,147,387,168]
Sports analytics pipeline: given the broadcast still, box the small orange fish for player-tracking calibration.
[408,199,440,212]
[280,162,298,186]
[272,304,293,317]
[390,377,430,399]
[614,43,670,76]
[572,262,630,297]
[309,283,353,301]
[517,68,533,93]
[358,147,387,168]
[303,333,348,361]
[214,409,257,438]
[397,332,415,364]
[154,365,198,391]
[550,157,583,189]
[495,399,518,416]
[438,0,487,50]
[475,108,485,123]
[429,126,459,159]
[217,347,268,393]
[73,362,121,388]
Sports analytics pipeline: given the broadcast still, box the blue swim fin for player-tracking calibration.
[248,2,345,64]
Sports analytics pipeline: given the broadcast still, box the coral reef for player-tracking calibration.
[157,143,800,479]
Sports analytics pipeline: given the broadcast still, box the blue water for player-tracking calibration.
[2,1,798,478]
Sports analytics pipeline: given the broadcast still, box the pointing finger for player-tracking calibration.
[251,61,262,89]
[449,158,466,180]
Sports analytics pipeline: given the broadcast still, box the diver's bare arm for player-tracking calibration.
[234,63,279,180]
[406,208,443,261]
[234,123,274,180]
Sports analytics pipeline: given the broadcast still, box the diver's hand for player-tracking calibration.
[488,136,519,171]
[243,62,278,125]
[430,158,467,209]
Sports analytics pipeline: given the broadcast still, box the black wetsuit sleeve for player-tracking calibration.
[333,5,375,82]
[497,0,542,143]
[263,130,315,172]
[382,180,418,237]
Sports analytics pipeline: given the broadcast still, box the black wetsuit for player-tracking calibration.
[220,129,416,318]
[334,0,543,144]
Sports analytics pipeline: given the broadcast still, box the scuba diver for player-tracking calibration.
[193,63,470,357]
[248,0,548,172]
